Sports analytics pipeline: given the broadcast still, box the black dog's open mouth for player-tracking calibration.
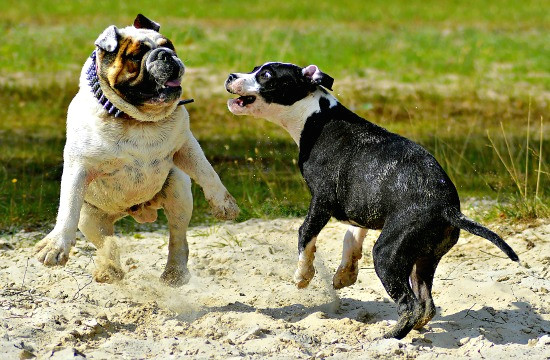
[233,95,256,107]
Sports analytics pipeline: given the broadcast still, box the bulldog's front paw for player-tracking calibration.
[34,234,74,266]
[160,266,191,287]
[207,191,240,220]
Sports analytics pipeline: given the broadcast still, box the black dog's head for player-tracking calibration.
[225,62,333,117]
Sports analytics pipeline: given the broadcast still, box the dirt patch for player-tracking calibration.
[1,218,549,359]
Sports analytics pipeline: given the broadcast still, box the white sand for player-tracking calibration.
[1,217,549,359]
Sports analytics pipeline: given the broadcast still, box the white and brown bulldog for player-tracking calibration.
[35,14,239,287]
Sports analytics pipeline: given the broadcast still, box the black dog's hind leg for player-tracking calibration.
[410,226,460,330]
[373,223,426,339]
[293,198,331,289]
[409,257,438,330]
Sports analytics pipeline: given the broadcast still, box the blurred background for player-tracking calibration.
[0,0,548,233]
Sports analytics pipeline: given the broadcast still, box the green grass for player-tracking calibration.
[1,0,549,232]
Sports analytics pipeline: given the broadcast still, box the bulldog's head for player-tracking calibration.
[91,14,185,121]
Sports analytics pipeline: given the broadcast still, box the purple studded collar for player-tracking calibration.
[85,51,194,119]
[86,51,126,118]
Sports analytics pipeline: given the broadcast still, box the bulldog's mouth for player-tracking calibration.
[141,78,182,104]
[164,79,181,88]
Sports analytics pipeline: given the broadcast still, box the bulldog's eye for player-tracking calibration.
[129,53,142,63]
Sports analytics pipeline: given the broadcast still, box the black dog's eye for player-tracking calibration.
[259,70,272,80]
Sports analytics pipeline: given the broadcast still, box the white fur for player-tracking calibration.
[35,48,239,285]
[228,70,262,94]
[227,80,338,146]
[302,64,324,83]
[258,90,337,145]
[293,237,317,288]
[333,226,367,289]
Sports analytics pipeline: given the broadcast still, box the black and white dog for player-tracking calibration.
[225,62,519,339]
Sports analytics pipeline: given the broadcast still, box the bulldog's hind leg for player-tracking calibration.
[158,168,193,287]
[78,203,124,283]
[333,226,367,289]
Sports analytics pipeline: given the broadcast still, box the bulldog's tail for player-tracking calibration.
[443,208,519,262]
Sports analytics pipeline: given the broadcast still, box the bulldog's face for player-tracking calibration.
[94,14,185,120]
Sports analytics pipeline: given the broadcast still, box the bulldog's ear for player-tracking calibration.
[302,65,334,91]
[134,14,161,32]
[95,25,120,53]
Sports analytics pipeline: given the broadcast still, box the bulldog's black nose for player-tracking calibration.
[151,48,174,61]
[146,47,185,82]
[146,48,182,68]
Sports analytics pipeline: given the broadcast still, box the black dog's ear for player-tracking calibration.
[302,65,334,91]
[95,25,120,52]
[134,14,161,32]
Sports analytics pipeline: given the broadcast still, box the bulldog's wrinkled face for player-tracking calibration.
[94,15,185,115]
[225,62,334,118]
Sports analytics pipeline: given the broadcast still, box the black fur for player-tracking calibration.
[228,63,519,340]
[297,97,518,339]
[134,14,161,32]
[298,98,517,259]
[256,63,317,105]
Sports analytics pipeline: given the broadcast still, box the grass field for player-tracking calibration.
[1,0,549,232]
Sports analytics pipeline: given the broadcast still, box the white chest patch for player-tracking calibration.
[66,93,188,213]
[263,90,338,145]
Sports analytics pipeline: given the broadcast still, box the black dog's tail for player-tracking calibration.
[443,208,519,262]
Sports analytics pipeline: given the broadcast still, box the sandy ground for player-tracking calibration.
[1,216,549,359]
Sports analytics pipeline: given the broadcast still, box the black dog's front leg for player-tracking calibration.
[293,198,331,288]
